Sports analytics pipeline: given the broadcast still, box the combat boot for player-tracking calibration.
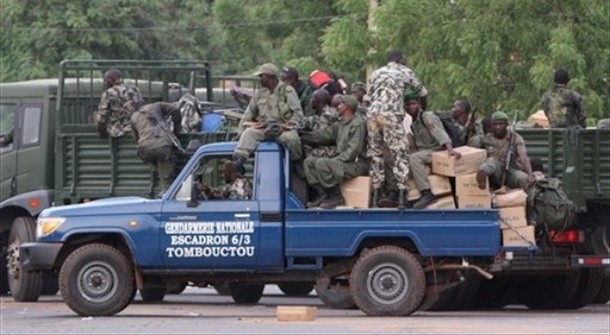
[378,190,399,208]
[397,190,408,209]
[320,185,345,209]
[412,189,435,209]
[371,188,381,208]
[306,187,327,208]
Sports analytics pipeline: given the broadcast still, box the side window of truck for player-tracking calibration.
[20,105,42,147]
[174,155,254,201]
[0,104,16,153]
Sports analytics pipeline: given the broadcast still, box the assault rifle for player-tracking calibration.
[501,111,519,187]
[465,95,480,141]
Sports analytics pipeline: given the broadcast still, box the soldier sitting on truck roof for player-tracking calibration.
[198,160,252,200]
[131,102,184,191]
[96,68,144,138]
[469,111,534,190]
[300,95,367,209]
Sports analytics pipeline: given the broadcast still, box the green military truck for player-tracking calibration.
[0,60,236,300]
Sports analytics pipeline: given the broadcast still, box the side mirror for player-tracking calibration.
[187,175,198,208]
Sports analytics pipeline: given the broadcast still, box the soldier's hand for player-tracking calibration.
[448,149,461,159]
[197,183,210,193]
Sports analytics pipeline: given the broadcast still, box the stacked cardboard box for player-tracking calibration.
[340,176,371,208]
[455,172,491,209]
[493,188,534,247]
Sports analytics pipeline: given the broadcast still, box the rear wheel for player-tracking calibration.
[471,276,513,309]
[315,283,356,309]
[7,217,42,302]
[229,283,264,304]
[592,277,609,304]
[517,271,581,310]
[565,268,605,309]
[349,246,425,316]
[278,282,314,296]
[59,243,135,316]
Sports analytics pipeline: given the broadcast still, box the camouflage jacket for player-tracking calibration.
[541,84,586,128]
[301,106,339,131]
[130,102,182,155]
[368,62,428,114]
[239,82,303,130]
[97,83,143,138]
[208,178,252,200]
[470,131,527,170]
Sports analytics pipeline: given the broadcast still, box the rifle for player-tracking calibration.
[465,95,480,141]
[501,111,519,187]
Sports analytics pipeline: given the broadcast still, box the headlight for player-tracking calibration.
[36,217,65,238]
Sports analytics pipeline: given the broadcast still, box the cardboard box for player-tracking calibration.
[277,306,318,322]
[493,188,528,208]
[425,195,456,209]
[455,172,489,196]
[457,194,492,209]
[340,176,371,208]
[431,146,487,177]
[502,225,535,247]
[499,206,527,229]
[406,175,452,201]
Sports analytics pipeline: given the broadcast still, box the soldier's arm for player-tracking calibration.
[515,135,533,181]
[574,92,586,128]
[96,91,111,137]
[284,86,304,126]
[300,122,337,146]
[160,102,183,135]
[402,67,429,110]
[423,112,451,146]
[335,120,366,162]
[238,95,259,131]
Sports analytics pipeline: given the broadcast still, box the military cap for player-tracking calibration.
[281,66,299,78]
[403,90,420,101]
[341,95,359,111]
[492,111,509,121]
[253,63,280,77]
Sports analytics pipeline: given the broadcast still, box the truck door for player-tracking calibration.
[160,154,260,270]
[0,103,18,202]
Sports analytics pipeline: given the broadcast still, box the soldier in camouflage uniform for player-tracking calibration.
[281,66,314,116]
[351,81,370,112]
[231,63,304,175]
[406,91,461,209]
[541,69,586,128]
[450,98,484,146]
[301,89,338,158]
[198,160,252,200]
[131,102,183,191]
[96,68,143,138]
[176,93,201,133]
[469,111,534,190]
[367,51,429,208]
[301,96,368,209]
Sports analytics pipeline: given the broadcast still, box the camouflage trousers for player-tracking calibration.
[367,111,409,190]
[480,157,529,189]
[235,127,302,161]
[303,145,337,159]
[408,149,436,191]
[304,156,368,189]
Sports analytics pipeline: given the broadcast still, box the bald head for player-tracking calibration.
[104,68,122,88]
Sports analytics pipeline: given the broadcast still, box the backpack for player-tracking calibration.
[436,114,465,147]
[527,177,576,231]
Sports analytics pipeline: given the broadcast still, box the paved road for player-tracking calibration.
[1,286,608,334]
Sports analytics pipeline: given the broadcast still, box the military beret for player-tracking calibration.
[281,66,299,78]
[492,111,509,121]
[253,63,280,77]
[341,95,359,111]
[403,90,420,101]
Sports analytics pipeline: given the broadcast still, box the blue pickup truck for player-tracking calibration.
[19,140,513,316]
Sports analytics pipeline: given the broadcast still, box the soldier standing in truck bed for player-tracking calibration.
[96,68,143,138]
[541,69,586,128]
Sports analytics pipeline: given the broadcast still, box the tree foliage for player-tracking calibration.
[1,0,608,121]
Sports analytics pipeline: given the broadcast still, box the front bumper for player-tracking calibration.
[19,242,63,271]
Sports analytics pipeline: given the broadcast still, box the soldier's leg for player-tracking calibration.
[277,130,302,161]
[506,169,529,189]
[383,113,409,190]
[315,158,346,209]
[234,127,265,160]
[408,150,432,191]
[304,156,321,187]
[156,153,177,191]
[367,112,385,190]
[477,157,502,189]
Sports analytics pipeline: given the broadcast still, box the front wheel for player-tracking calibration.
[59,243,135,316]
[7,217,42,301]
[278,282,314,296]
[349,246,425,316]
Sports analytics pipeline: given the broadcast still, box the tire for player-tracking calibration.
[315,284,356,309]
[229,283,264,304]
[517,271,581,310]
[349,246,425,316]
[59,243,135,316]
[0,233,9,295]
[592,278,609,304]
[41,271,59,296]
[166,281,188,295]
[471,276,513,310]
[278,282,314,296]
[592,225,610,256]
[7,217,42,302]
[565,268,605,309]
[445,274,482,310]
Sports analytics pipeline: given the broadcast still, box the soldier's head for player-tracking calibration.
[253,63,280,89]
[481,117,493,134]
[351,82,367,103]
[554,69,570,85]
[338,95,358,118]
[280,66,299,86]
[330,94,344,108]
[388,50,405,65]
[451,98,472,126]
[311,89,331,113]
[223,159,242,184]
[404,90,421,117]
[491,111,509,139]
[103,69,122,89]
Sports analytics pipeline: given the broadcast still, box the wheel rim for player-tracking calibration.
[366,262,409,305]
[6,238,21,281]
[77,261,119,303]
